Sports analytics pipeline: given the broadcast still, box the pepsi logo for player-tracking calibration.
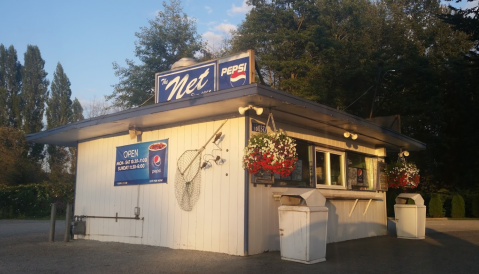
[153,155,161,167]
[230,70,246,87]
[357,169,362,176]
[220,63,248,87]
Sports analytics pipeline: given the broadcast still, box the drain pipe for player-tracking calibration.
[244,113,250,255]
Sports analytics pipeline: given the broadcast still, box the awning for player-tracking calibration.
[26,84,425,151]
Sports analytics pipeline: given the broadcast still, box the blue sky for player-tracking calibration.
[0,0,251,108]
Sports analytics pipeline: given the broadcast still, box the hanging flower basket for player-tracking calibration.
[242,131,298,178]
[386,161,420,189]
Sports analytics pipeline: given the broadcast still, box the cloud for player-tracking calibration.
[202,31,224,48]
[214,23,237,33]
[205,6,212,14]
[227,0,252,16]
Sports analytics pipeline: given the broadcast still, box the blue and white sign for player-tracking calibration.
[155,50,254,104]
[114,140,169,186]
[218,52,251,90]
[156,61,217,103]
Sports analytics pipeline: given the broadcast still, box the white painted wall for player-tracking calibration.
[74,117,246,256]
[247,118,388,255]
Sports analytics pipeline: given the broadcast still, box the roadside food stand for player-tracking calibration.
[26,51,425,256]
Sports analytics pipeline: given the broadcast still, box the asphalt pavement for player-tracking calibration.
[1,219,478,273]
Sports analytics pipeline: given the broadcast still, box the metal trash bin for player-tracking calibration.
[278,189,328,264]
[394,193,426,239]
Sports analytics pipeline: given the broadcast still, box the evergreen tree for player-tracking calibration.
[21,45,49,160]
[0,44,22,127]
[46,63,72,129]
[46,63,73,174]
[107,0,204,108]
[69,97,84,174]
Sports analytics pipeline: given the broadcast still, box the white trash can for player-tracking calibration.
[394,193,426,239]
[278,189,328,264]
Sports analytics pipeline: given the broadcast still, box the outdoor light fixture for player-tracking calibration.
[398,150,410,157]
[129,127,142,139]
[343,131,358,140]
[238,105,264,115]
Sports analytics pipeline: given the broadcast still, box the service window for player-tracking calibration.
[273,141,313,187]
[347,152,378,190]
[315,148,346,188]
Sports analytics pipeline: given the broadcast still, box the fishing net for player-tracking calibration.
[174,149,202,211]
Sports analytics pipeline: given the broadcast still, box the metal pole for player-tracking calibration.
[64,203,72,242]
[49,203,57,242]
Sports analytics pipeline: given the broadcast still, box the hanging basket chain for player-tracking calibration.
[266,111,277,132]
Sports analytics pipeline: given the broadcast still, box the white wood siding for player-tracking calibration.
[74,117,246,256]
[247,118,387,255]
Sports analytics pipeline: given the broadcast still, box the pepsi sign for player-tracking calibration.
[114,139,169,186]
[156,61,217,103]
[218,52,251,90]
[155,50,254,104]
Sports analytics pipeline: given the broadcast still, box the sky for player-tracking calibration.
[0,0,475,111]
[0,0,251,109]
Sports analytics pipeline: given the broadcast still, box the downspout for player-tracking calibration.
[244,112,250,256]
[72,142,79,239]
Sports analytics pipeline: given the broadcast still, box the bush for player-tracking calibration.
[451,194,465,218]
[387,191,398,217]
[472,195,479,218]
[429,194,444,218]
[0,182,74,219]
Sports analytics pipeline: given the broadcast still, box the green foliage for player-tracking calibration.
[46,63,73,175]
[428,194,444,218]
[386,190,397,217]
[451,194,465,218]
[21,45,49,161]
[232,0,479,193]
[0,126,46,186]
[472,194,479,218]
[0,44,22,128]
[407,199,415,205]
[108,0,204,108]
[0,182,74,219]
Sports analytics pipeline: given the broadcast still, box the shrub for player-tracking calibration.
[0,182,74,219]
[451,194,465,218]
[387,191,398,217]
[428,194,444,218]
[472,195,479,218]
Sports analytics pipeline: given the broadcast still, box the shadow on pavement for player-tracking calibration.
[0,219,478,274]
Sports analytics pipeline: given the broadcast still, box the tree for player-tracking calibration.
[0,44,22,127]
[107,0,204,108]
[21,45,49,161]
[69,97,84,174]
[46,63,73,174]
[441,0,479,52]
[232,0,478,191]
[0,126,46,186]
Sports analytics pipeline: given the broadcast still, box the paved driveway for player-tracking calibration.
[1,219,478,273]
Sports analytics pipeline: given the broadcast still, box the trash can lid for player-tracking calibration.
[280,189,326,207]
[395,193,424,206]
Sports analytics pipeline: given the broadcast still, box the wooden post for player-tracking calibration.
[49,203,56,242]
[64,203,72,242]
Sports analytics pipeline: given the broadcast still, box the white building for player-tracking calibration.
[27,55,425,257]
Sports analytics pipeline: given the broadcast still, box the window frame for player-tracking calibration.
[314,147,347,190]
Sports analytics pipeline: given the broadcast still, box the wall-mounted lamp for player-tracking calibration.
[129,127,142,139]
[398,150,409,157]
[238,105,263,115]
[343,131,358,140]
